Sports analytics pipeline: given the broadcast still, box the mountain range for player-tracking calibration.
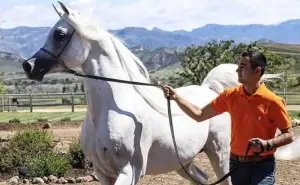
[2,19,300,58]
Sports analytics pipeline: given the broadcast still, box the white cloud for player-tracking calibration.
[1,0,300,31]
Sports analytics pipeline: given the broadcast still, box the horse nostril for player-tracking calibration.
[23,61,33,73]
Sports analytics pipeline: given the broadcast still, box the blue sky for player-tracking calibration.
[1,0,300,31]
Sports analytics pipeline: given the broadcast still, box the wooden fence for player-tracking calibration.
[0,93,86,112]
[0,92,299,112]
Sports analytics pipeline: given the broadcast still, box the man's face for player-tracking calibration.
[236,56,258,84]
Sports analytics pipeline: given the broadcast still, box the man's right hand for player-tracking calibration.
[161,85,178,100]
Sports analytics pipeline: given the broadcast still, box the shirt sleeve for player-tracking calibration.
[268,98,292,130]
[210,89,230,115]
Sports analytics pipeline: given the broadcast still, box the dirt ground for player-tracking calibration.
[1,124,300,185]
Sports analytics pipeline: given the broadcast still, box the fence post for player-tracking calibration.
[8,97,11,112]
[71,93,74,112]
[29,93,33,112]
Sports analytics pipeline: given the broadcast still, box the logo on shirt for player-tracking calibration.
[258,116,262,121]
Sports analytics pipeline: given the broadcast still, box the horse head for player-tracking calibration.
[22,1,90,81]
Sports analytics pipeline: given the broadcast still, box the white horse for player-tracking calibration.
[21,2,299,185]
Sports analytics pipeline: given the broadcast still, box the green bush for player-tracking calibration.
[25,152,71,178]
[0,147,16,173]
[0,128,71,177]
[60,117,71,122]
[8,118,20,124]
[68,139,91,169]
[9,128,54,155]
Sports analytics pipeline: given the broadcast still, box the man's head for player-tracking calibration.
[236,50,267,84]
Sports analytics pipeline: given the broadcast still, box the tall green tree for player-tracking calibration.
[177,40,296,89]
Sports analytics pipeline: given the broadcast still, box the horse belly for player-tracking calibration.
[146,118,210,174]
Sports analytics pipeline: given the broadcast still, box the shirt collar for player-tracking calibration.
[239,82,267,97]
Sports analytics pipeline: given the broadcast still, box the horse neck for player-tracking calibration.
[81,34,182,119]
[81,40,141,119]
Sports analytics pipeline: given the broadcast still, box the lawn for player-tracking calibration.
[0,112,86,124]
[0,110,299,124]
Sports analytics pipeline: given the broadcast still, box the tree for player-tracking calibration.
[177,40,296,89]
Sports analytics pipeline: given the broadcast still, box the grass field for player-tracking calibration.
[0,112,86,123]
[0,110,299,124]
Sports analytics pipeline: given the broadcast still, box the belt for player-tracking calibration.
[230,152,274,162]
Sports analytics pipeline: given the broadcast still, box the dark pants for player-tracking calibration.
[230,157,276,185]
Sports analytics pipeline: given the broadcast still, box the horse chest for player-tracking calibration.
[97,117,137,156]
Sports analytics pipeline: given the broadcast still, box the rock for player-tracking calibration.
[84,175,94,182]
[292,119,300,127]
[8,176,19,184]
[58,177,68,184]
[42,176,48,183]
[76,177,85,183]
[66,177,76,184]
[23,179,30,184]
[32,177,44,184]
[48,175,58,183]
[42,123,51,129]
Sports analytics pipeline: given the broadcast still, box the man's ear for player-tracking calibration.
[255,66,262,75]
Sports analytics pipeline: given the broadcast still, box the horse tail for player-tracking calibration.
[201,63,240,95]
[201,63,280,95]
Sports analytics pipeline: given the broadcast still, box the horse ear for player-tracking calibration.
[58,1,70,15]
[52,3,63,17]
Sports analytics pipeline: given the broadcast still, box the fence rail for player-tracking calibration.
[0,92,300,112]
[0,93,86,112]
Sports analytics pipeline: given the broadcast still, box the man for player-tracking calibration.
[161,50,294,185]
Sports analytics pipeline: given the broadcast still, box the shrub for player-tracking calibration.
[0,147,16,173]
[0,128,61,176]
[60,117,71,122]
[9,128,54,155]
[8,118,20,124]
[68,139,91,169]
[25,152,71,178]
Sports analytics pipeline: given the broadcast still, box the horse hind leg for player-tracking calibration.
[203,115,232,185]
[176,162,208,185]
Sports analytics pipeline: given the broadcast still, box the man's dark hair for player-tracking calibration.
[242,50,267,76]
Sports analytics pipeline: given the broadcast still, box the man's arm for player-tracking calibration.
[174,94,217,122]
[268,127,294,149]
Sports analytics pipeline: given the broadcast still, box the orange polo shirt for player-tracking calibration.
[210,83,292,156]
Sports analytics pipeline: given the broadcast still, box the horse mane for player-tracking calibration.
[108,33,185,116]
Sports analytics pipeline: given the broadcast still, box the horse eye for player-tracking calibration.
[54,28,67,40]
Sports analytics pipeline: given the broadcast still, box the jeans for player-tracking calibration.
[229,157,276,185]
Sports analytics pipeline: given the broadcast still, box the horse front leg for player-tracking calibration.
[114,162,143,185]
[94,167,116,185]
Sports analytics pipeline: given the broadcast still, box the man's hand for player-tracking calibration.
[249,138,268,153]
[161,85,178,100]
[160,84,217,122]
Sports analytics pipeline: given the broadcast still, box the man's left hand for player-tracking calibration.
[249,138,268,153]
